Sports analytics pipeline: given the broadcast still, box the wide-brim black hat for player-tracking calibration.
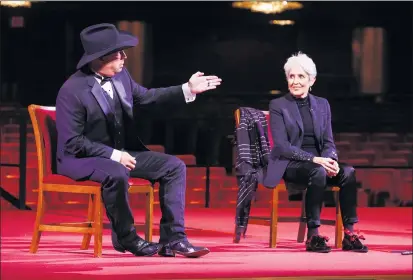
[76,23,138,69]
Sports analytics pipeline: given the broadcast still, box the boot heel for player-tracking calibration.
[233,226,246,243]
[113,244,126,253]
[112,230,126,253]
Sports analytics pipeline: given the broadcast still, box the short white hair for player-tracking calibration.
[284,52,317,79]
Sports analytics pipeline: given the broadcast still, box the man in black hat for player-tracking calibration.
[55,23,222,258]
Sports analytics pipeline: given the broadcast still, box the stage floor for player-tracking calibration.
[1,207,412,280]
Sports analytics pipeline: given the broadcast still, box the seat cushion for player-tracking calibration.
[43,174,151,186]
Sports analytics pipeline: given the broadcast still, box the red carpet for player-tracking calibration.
[1,207,412,280]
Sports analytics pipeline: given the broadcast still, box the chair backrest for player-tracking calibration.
[234,109,274,148]
[28,105,57,184]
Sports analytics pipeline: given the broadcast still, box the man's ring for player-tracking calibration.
[207,81,210,87]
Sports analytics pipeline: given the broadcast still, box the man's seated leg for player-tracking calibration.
[81,157,161,256]
[128,150,210,258]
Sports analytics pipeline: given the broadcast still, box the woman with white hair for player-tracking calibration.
[263,52,368,253]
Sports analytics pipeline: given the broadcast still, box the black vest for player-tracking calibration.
[102,86,125,150]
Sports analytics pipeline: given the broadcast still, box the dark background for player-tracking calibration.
[1,1,412,105]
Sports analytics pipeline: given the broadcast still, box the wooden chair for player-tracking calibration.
[234,109,343,248]
[28,105,154,257]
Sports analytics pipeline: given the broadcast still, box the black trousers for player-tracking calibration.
[86,151,187,244]
[283,161,359,228]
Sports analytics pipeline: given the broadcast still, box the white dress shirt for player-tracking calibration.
[93,74,196,162]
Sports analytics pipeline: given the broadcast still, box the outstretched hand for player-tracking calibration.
[188,71,222,94]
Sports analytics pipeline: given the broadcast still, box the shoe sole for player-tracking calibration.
[342,248,368,253]
[133,249,160,257]
[306,248,331,253]
[158,252,175,257]
[114,246,161,257]
[173,248,210,258]
[114,247,126,253]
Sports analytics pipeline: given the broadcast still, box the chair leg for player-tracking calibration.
[297,190,307,243]
[145,190,154,242]
[93,193,103,258]
[81,194,95,250]
[269,189,279,248]
[335,191,343,248]
[30,189,45,253]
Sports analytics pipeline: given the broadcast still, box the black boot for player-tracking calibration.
[342,230,368,253]
[233,225,247,243]
[305,235,331,253]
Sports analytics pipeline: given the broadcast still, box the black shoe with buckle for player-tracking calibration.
[342,229,368,253]
[159,240,210,258]
[305,235,332,253]
[111,230,161,256]
[158,243,175,257]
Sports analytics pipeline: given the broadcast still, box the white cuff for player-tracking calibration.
[110,149,122,162]
[182,83,196,103]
